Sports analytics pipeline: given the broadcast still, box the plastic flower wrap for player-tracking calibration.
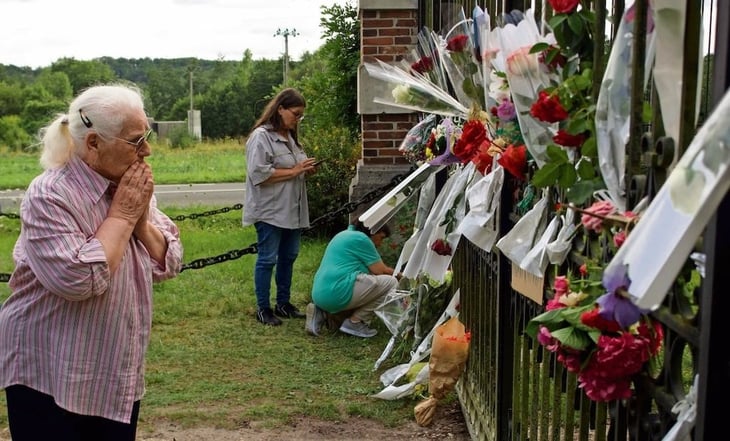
[399,114,440,164]
[525,263,663,402]
[595,3,656,212]
[365,59,469,118]
[489,8,560,168]
[438,8,486,110]
[400,28,451,93]
[426,117,463,166]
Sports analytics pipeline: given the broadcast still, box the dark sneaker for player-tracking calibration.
[339,318,377,338]
[256,307,282,326]
[305,303,326,336]
[274,302,306,319]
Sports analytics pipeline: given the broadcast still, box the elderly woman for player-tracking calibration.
[0,83,183,441]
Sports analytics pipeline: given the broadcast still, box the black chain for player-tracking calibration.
[170,204,243,221]
[180,242,258,272]
[304,169,412,232]
[0,211,20,219]
[0,168,416,280]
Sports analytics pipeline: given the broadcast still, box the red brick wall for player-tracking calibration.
[360,7,418,166]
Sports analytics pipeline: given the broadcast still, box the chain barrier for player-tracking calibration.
[0,168,415,280]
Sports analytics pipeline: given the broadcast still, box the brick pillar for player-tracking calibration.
[350,0,419,220]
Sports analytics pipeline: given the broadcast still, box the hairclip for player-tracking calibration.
[79,109,93,128]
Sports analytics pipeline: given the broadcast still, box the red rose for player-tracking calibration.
[538,45,568,69]
[430,238,453,256]
[453,120,486,162]
[471,141,495,175]
[411,56,434,74]
[446,34,469,52]
[580,308,621,333]
[548,0,580,14]
[497,144,527,181]
[553,129,586,147]
[530,90,568,123]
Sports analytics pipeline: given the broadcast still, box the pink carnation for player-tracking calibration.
[581,200,616,232]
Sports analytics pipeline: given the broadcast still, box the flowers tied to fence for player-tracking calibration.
[525,263,663,402]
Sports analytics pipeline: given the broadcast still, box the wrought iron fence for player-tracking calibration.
[417,0,725,440]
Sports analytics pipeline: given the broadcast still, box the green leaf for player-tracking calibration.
[551,326,592,351]
[567,13,584,36]
[557,163,578,188]
[567,179,600,205]
[530,42,549,54]
[548,14,569,30]
[576,158,595,180]
[546,144,570,162]
[531,161,563,187]
[581,136,597,158]
[566,118,588,134]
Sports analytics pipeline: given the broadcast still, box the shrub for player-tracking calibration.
[0,115,33,152]
[301,125,360,237]
[166,126,196,149]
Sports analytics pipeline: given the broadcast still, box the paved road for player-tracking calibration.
[0,183,245,212]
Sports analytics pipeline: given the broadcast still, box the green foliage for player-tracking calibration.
[0,115,33,152]
[528,7,606,206]
[49,57,117,94]
[0,81,25,117]
[302,125,361,236]
[290,1,360,134]
[164,125,196,149]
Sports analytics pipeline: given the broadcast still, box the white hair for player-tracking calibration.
[39,83,145,169]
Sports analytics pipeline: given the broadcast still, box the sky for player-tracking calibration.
[0,0,352,69]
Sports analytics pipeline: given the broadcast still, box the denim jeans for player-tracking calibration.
[253,222,301,310]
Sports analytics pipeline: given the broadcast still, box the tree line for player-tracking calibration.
[0,2,360,150]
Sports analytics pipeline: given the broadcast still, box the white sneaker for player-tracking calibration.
[339,318,377,338]
[305,303,326,336]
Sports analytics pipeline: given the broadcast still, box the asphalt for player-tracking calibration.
[0,183,246,212]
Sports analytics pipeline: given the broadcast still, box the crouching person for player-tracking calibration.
[307,222,401,338]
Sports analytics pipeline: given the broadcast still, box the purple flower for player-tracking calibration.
[596,264,649,329]
[496,99,516,122]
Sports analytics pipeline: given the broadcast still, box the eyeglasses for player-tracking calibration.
[285,108,305,121]
[107,129,154,152]
[79,108,152,153]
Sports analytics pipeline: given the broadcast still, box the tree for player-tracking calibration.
[49,58,116,95]
[295,1,360,133]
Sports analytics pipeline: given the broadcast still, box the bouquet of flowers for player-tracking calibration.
[488,8,560,168]
[438,9,486,110]
[525,263,663,402]
[365,59,469,118]
[398,113,441,164]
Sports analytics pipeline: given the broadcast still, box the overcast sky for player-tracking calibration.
[0,0,352,69]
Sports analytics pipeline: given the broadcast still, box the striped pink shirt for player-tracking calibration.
[0,156,183,423]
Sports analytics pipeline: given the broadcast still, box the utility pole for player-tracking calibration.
[189,69,194,111]
[274,28,298,85]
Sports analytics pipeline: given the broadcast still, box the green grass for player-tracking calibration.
[0,206,428,435]
[0,139,247,189]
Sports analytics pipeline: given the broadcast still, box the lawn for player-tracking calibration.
[0,143,434,436]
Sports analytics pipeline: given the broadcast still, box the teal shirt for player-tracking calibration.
[311,225,382,313]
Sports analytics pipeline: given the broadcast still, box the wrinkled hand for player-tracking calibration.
[109,162,154,225]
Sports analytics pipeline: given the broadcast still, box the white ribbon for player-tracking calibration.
[662,375,698,441]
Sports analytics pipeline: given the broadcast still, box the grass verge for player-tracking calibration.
[0,205,425,434]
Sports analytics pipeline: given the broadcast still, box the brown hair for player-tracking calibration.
[251,88,306,145]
